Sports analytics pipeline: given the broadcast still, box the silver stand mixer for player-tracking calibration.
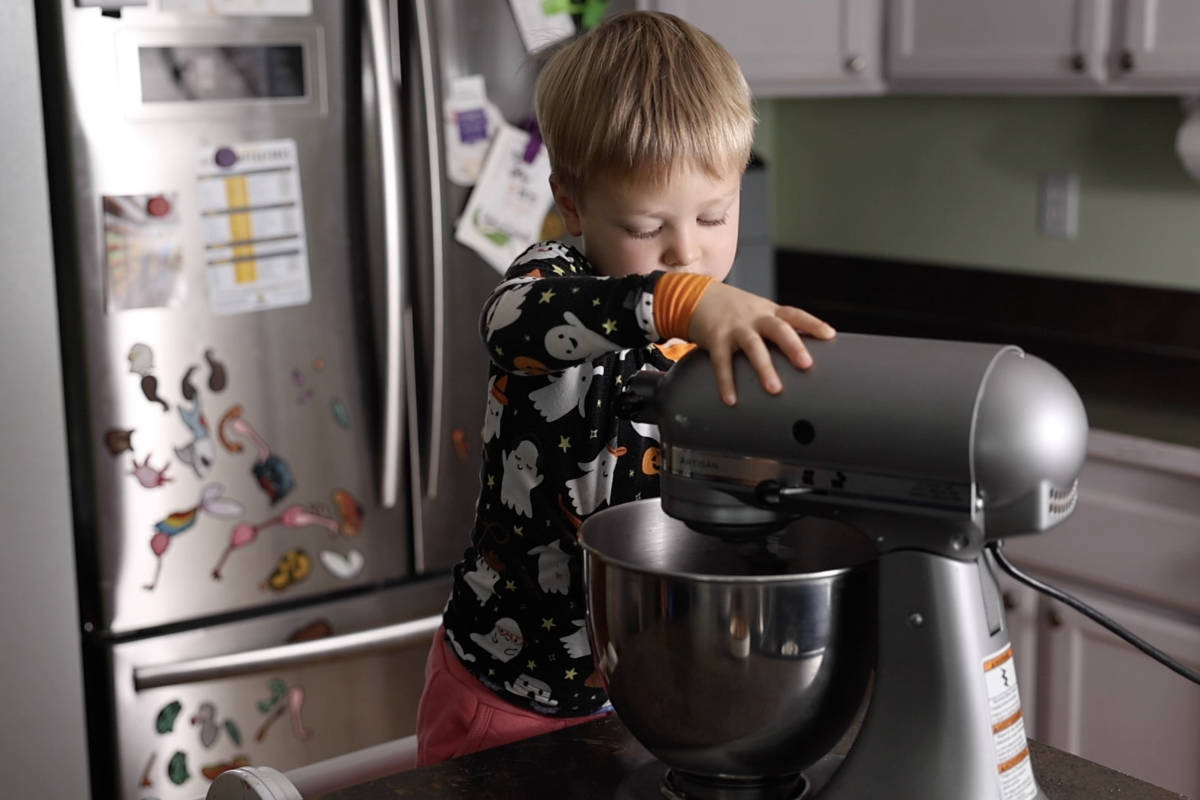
[581,333,1091,800]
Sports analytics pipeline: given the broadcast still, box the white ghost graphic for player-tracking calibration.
[446,628,477,663]
[482,375,508,442]
[635,291,659,341]
[463,555,500,605]
[501,439,543,517]
[527,540,571,595]
[560,619,591,659]
[545,311,622,361]
[484,279,535,341]
[529,363,605,422]
[512,242,575,267]
[567,438,627,516]
[630,420,660,441]
[470,617,525,663]
[505,673,557,706]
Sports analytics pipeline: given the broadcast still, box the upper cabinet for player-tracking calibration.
[1113,0,1200,90]
[646,0,1200,96]
[639,0,884,96]
[886,0,1111,90]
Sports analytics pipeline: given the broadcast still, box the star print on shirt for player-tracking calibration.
[565,668,578,680]
[558,435,571,452]
[592,297,602,306]
[540,289,555,303]
[602,319,617,334]
[542,618,555,630]
[527,660,537,670]
[513,525,523,536]
[506,580,516,591]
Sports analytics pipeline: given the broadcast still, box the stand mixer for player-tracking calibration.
[580,332,1091,800]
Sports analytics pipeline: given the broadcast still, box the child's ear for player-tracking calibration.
[549,175,583,236]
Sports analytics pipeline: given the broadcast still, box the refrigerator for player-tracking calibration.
[32,2,625,798]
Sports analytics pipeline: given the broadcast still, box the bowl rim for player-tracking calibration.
[580,541,876,584]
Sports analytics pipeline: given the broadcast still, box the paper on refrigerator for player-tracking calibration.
[444,75,504,187]
[455,122,555,275]
[508,0,576,52]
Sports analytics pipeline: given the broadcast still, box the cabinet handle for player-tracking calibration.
[1119,50,1135,72]
[1069,52,1086,73]
[844,54,865,74]
[1047,609,1064,628]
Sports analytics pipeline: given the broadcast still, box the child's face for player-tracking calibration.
[553,163,742,282]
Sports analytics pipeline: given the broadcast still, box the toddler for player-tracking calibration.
[415,9,835,767]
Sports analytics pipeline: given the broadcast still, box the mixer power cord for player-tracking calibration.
[988,542,1200,687]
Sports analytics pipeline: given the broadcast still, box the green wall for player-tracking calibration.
[756,96,1200,292]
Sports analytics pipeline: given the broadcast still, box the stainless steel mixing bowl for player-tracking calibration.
[581,499,878,784]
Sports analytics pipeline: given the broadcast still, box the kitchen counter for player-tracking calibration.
[325,714,1185,799]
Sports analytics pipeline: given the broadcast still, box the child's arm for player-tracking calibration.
[682,281,836,406]
[479,248,674,375]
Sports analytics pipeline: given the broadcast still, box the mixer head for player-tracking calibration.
[622,333,1089,556]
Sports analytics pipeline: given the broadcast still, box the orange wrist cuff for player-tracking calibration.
[653,272,715,340]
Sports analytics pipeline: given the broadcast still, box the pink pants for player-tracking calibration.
[415,627,608,767]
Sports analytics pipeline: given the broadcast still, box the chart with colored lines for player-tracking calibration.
[196,139,312,315]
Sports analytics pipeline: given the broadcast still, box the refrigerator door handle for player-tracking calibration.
[133,613,442,691]
[366,0,406,508]
[413,0,446,501]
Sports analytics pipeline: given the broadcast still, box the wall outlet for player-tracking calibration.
[1039,172,1078,239]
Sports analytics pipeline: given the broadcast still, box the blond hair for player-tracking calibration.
[534,10,755,195]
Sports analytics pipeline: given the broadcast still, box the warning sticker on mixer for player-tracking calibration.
[983,645,1038,800]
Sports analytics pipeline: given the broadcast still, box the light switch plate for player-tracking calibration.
[1039,172,1079,240]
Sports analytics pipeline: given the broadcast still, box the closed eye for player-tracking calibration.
[626,227,661,240]
[699,215,728,227]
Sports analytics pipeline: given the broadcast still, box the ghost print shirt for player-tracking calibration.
[441,241,708,717]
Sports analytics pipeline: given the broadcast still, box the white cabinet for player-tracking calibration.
[888,0,1200,93]
[999,430,1200,799]
[1037,580,1200,798]
[886,0,1112,90]
[1113,0,1200,90]
[640,0,884,96]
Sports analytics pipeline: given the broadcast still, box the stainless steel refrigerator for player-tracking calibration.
[34,2,626,798]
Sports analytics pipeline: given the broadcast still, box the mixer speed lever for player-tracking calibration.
[756,479,813,506]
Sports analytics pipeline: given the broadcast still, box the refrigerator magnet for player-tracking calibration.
[217,404,297,504]
[145,484,245,591]
[103,193,186,313]
[128,342,170,412]
[445,75,504,187]
[196,139,312,316]
[454,122,555,275]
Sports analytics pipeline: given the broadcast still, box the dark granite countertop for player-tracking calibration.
[326,715,1184,799]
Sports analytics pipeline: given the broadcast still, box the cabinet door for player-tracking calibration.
[1114,0,1200,89]
[1039,581,1200,799]
[997,573,1042,740]
[887,0,1112,90]
[643,0,884,96]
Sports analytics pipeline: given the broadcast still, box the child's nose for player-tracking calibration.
[662,230,700,268]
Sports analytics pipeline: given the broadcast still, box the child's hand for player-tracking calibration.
[686,282,835,406]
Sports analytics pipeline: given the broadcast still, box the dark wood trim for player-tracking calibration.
[776,249,1200,361]
[775,249,1200,448]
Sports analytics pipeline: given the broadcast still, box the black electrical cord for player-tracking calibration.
[988,542,1200,686]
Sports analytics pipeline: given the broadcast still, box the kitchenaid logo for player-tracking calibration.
[675,452,721,472]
